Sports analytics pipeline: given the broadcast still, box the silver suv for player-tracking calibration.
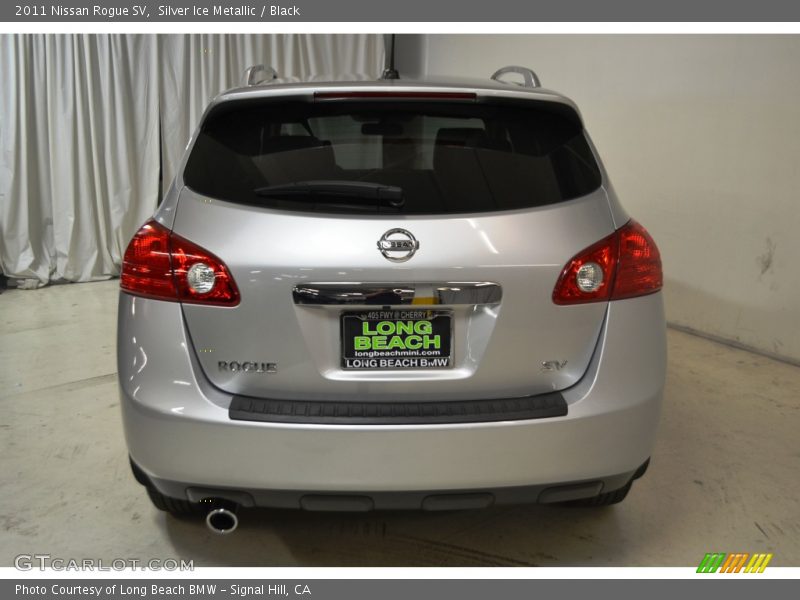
[118,66,665,531]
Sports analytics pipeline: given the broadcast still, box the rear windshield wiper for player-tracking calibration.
[255,181,404,208]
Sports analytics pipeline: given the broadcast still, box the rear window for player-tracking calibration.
[183,100,602,214]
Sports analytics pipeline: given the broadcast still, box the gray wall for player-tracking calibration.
[419,35,800,363]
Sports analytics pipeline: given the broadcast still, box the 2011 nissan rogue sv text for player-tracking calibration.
[118,67,665,532]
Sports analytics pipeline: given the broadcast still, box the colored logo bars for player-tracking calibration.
[697,553,773,573]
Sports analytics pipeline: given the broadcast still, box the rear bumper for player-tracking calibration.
[118,291,666,504]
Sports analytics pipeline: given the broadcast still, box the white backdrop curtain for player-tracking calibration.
[0,35,160,285]
[0,34,384,285]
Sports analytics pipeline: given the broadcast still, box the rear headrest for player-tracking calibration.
[433,128,492,173]
[434,128,489,149]
[260,135,327,155]
[251,136,339,184]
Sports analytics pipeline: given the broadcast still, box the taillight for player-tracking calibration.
[611,220,663,300]
[120,220,175,301]
[553,220,662,305]
[120,219,240,306]
[168,232,240,305]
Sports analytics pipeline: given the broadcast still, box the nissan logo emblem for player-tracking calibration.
[377,229,419,262]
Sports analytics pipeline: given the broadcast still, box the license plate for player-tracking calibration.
[341,310,452,370]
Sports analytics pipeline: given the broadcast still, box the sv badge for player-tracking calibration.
[540,360,568,372]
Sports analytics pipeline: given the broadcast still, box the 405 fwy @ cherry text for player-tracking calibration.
[15,584,312,598]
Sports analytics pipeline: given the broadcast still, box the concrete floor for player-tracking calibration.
[1,280,798,567]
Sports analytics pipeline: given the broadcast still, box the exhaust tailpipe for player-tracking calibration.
[205,505,239,535]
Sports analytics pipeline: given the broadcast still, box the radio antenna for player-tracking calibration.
[381,34,400,80]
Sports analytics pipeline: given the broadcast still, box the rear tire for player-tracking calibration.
[561,481,632,507]
[146,487,204,517]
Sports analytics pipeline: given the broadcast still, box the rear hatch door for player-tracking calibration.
[174,91,613,401]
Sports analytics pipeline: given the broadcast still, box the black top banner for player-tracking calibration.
[4,0,800,22]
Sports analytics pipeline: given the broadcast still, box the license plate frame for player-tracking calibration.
[340,309,453,370]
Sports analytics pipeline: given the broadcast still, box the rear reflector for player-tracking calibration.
[552,220,662,305]
[314,91,477,101]
[121,219,240,306]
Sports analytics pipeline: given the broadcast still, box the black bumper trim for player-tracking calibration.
[147,472,638,511]
[130,456,649,511]
[228,391,568,425]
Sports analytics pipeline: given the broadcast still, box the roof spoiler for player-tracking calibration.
[490,66,541,88]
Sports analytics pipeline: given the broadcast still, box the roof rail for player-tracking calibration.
[243,64,278,87]
[490,66,541,88]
